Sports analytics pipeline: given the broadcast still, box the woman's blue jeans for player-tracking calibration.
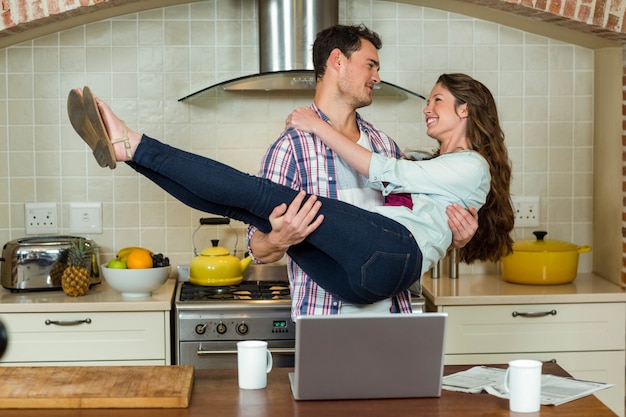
[129,135,423,304]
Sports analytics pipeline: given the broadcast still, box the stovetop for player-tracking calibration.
[175,264,292,311]
[174,264,425,312]
[179,280,290,302]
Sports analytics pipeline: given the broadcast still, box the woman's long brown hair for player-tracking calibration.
[436,73,514,262]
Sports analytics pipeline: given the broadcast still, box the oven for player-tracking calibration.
[174,264,295,369]
[174,264,424,369]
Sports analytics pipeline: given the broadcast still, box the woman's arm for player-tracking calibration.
[287,107,372,177]
[286,108,481,249]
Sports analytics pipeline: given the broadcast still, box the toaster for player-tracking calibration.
[0,236,101,292]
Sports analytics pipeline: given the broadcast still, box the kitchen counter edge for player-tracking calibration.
[422,273,626,306]
[0,278,176,313]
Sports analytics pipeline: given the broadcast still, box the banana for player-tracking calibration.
[116,247,153,261]
[116,247,140,260]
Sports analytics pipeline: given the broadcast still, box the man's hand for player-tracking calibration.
[268,191,324,247]
[249,191,324,263]
[447,204,478,249]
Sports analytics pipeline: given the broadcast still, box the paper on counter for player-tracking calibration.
[442,366,613,406]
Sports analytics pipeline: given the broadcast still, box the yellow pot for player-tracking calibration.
[501,231,591,285]
[189,243,253,286]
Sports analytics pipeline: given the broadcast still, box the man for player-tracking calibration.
[247,25,477,319]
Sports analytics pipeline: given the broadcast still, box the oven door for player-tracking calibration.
[179,340,295,369]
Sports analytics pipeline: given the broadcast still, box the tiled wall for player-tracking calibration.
[0,0,594,274]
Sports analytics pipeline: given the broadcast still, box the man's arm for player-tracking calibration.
[249,231,288,263]
[447,204,478,248]
[249,192,324,263]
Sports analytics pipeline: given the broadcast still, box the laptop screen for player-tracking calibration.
[290,313,447,400]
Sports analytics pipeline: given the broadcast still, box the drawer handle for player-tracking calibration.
[196,347,295,356]
[512,309,557,318]
[196,349,237,356]
[45,318,92,326]
[268,348,296,355]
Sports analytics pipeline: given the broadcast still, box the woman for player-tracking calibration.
[287,73,514,265]
[68,73,513,304]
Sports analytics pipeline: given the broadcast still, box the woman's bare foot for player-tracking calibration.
[91,94,142,162]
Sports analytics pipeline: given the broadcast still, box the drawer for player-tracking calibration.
[0,311,168,363]
[442,303,625,354]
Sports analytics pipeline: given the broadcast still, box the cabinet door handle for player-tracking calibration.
[511,309,557,318]
[45,318,92,326]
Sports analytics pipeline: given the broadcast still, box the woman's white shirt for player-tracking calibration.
[367,151,490,276]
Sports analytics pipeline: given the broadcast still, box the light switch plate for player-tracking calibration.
[69,202,102,234]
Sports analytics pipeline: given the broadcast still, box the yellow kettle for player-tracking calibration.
[189,240,253,286]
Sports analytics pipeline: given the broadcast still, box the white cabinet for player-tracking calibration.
[434,303,625,416]
[0,278,176,366]
[0,311,171,366]
[442,303,624,354]
[423,274,626,417]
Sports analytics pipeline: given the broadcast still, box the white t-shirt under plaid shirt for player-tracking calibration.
[247,104,413,321]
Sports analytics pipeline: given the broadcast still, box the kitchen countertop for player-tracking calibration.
[0,364,616,417]
[2,272,619,312]
[423,273,626,306]
[0,278,176,313]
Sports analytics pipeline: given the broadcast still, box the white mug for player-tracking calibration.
[237,340,273,389]
[503,359,542,412]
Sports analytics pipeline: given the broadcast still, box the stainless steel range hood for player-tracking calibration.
[179,0,425,101]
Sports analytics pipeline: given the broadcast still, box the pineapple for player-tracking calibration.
[61,238,93,297]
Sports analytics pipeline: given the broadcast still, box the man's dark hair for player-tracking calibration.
[312,24,382,81]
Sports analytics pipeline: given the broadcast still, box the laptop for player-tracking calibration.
[289,312,447,400]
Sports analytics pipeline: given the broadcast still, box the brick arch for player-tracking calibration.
[0,0,624,42]
[457,0,626,42]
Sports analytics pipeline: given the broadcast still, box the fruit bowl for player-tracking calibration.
[101,266,171,298]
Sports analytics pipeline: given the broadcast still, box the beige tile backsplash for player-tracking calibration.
[0,0,593,274]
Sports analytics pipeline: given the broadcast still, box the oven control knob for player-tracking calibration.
[195,324,207,335]
[216,322,227,334]
[236,322,249,335]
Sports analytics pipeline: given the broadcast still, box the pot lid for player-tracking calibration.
[198,239,232,256]
[200,246,231,256]
[513,231,579,252]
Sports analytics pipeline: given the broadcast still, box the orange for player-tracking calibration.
[126,249,153,269]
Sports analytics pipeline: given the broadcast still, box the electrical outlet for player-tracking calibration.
[25,202,58,235]
[70,202,102,234]
[511,196,540,228]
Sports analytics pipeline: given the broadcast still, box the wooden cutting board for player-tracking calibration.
[0,365,194,409]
